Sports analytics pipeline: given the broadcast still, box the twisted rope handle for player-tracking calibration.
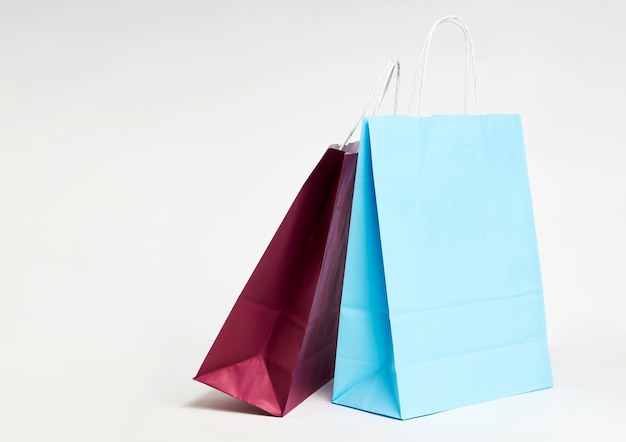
[340,59,401,149]
[408,16,479,116]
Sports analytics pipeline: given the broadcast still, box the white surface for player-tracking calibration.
[1,0,625,440]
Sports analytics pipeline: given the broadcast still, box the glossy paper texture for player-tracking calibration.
[195,144,358,416]
[333,115,553,419]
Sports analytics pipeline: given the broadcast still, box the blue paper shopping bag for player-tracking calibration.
[332,16,553,420]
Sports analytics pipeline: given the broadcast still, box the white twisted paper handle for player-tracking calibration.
[408,15,479,116]
[340,59,401,149]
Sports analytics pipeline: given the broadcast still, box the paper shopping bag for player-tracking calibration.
[332,16,553,420]
[194,60,400,416]
[195,144,357,416]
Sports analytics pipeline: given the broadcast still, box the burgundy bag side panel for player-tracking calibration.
[284,147,359,414]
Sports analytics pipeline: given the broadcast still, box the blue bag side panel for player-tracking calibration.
[332,119,401,419]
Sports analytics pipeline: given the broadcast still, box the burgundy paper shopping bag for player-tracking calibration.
[194,58,400,416]
[194,143,358,416]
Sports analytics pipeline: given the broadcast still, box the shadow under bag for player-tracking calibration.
[332,16,553,420]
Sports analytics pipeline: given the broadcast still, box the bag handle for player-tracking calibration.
[340,59,401,149]
[408,15,479,116]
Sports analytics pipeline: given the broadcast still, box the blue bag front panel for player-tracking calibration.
[368,115,552,418]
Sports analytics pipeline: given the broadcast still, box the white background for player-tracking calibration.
[1,0,625,440]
